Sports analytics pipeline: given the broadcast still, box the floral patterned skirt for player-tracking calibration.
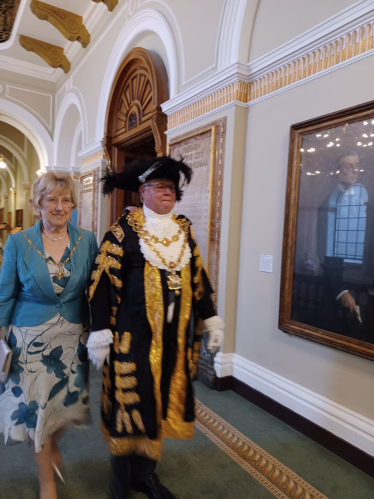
[0,314,90,452]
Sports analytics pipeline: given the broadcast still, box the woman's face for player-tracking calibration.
[39,189,74,230]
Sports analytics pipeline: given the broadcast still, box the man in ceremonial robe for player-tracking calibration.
[87,156,224,499]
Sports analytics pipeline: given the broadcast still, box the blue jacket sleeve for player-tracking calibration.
[90,232,99,266]
[0,236,20,327]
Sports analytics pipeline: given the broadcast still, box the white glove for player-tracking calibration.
[203,316,224,354]
[87,329,113,369]
[207,330,224,353]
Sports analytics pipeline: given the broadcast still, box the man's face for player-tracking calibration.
[339,155,359,187]
[140,178,177,214]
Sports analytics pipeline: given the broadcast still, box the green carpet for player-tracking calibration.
[0,370,373,498]
[194,382,374,499]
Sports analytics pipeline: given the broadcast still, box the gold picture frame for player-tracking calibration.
[280,100,374,361]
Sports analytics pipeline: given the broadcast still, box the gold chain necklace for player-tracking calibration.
[22,229,84,280]
[127,210,190,295]
[149,228,181,247]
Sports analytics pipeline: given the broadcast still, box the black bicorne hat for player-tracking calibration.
[101,155,192,202]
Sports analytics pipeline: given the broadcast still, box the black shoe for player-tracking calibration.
[132,473,176,499]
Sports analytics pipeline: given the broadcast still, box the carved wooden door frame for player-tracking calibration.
[104,47,169,224]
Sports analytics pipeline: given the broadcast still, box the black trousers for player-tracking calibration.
[110,455,157,498]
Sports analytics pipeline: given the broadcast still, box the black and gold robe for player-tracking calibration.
[88,209,215,460]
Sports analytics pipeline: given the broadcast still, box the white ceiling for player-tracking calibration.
[0,0,103,71]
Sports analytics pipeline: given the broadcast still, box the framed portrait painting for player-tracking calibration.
[280,101,374,361]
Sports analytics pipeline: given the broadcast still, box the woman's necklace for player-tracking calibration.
[22,229,84,280]
[42,225,67,241]
[127,209,190,295]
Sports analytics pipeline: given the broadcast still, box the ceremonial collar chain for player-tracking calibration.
[22,229,84,280]
[127,209,190,294]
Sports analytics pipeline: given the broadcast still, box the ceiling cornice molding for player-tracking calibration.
[30,0,90,48]
[77,139,103,160]
[162,0,374,120]
[0,53,56,81]
[161,62,249,115]
[247,0,374,81]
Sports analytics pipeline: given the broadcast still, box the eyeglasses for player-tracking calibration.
[44,197,74,207]
[144,183,176,193]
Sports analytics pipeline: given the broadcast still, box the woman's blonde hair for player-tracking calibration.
[30,172,77,214]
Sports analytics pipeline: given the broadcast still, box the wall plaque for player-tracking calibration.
[168,119,226,299]
[78,171,98,236]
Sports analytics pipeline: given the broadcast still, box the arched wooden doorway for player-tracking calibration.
[104,47,169,224]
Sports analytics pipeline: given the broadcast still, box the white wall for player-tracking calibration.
[249,0,359,61]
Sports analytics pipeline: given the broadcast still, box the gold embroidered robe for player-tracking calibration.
[88,209,216,460]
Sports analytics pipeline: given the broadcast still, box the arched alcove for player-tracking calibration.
[0,99,53,169]
[104,47,169,222]
[96,9,180,141]
[54,91,87,169]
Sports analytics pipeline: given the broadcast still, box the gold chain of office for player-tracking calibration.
[127,210,190,294]
[22,229,84,280]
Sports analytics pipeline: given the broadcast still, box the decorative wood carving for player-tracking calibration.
[19,35,71,73]
[92,0,118,12]
[30,0,90,48]
[105,47,169,223]
[0,0,20,43]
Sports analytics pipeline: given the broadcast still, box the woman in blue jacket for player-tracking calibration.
[0,172,98,499]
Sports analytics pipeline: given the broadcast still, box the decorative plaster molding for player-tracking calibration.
[53,164,81,176]
[30,0,90,48]
[95,8,180,140]
[77,140,104,160]
[248,0,374,77]
[167,80,249,130]
[0,54,56,81]
[54,89,88,164]
[22,181,30,191]
[0,152,16,187]
[165,8,374,129]
[19,35,71,73]
[0,137,28,181]
[216,0,248,71]
[5,85,53,131]
[214,353,374,457]
[92,0,118,12]
[70,122,83,167]
[165,100,246,136]
[0,98,54,168]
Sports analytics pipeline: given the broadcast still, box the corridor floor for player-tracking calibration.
[0,370,373,498]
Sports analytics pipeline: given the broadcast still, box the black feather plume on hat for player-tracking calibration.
[101,155,193,202]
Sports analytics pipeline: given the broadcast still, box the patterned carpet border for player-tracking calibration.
[194,399,329,499]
